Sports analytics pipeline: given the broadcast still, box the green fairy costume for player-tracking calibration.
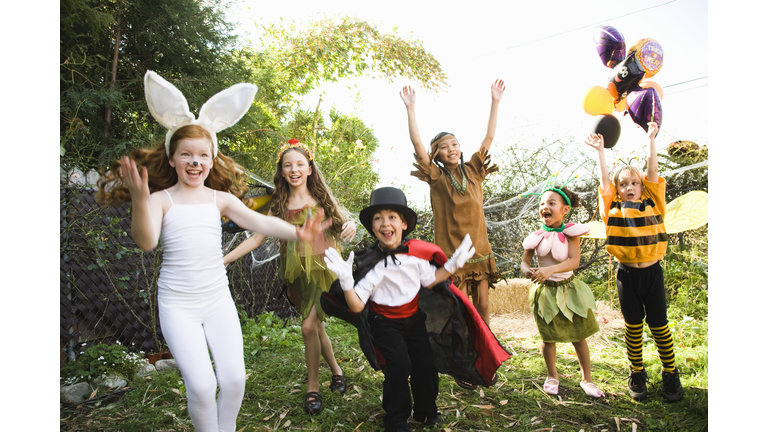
[279,205,338,321]
[523,222,599,343]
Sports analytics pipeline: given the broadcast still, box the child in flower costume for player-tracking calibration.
[520,176,604,398]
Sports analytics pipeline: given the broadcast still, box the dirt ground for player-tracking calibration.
[486,278,626,347]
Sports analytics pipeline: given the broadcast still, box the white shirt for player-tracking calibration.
[354,254,437,306]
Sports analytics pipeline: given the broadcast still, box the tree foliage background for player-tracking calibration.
[60,0,707,318]
[60,0,447,211]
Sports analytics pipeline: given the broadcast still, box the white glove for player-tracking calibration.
[444,234,475,274]
[324,247,355,292]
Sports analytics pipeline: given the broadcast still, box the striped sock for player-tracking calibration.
[624,323,645,372]
[649,324,677,373]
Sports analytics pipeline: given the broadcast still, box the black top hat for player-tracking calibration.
[359,187,418,237]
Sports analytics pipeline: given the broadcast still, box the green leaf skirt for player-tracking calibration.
[528,276,600,343]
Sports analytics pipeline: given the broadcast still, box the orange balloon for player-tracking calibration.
[606,82,619,100]
[639,80,664,100]
[583,86,614,116]
[614,98,626,112]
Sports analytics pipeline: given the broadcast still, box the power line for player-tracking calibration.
[447,0,678,66]
[664,76,707,88]
[665,84,708,96]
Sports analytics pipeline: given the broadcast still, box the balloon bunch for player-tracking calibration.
[584,25,664,148]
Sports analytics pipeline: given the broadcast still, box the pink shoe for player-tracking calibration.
[543,377,559,395]
[580,381,605,398]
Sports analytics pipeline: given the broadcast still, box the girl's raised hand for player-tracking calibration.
[584,133,605,151]
[400,85,416,107]
[296,208,332,243]
[647,122,659,139]
[340,220,357,242]
[119,156,150,201]
[491,79,505,101]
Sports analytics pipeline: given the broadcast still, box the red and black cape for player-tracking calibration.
[320,239,510,387]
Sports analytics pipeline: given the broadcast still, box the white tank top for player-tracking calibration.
[157,189,228,294]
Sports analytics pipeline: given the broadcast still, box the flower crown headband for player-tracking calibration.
[276,139,314,163]
[519,172,578,211]
[144,71,258,158]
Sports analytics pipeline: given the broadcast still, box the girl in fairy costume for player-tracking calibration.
[400,80,505,326]
[223,140,355,414]
[520,176,604,398]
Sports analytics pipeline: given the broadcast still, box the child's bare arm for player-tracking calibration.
[585,133,611,193]
[220,193,330,242]
[427,267,452,288]
[223,233,266,265]
[521,249,535,280]
[646,122,659,183]
[528,237,581,284]
[479,79,506,154]
[400,85,431,165]
[119,156,164,251]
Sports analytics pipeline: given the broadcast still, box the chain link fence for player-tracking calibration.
[60,184,294,367]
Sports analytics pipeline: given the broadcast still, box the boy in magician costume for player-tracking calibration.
[322,187,510,431]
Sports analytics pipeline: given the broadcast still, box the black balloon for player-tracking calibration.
[608,55,646,102]
[591,114,621,149]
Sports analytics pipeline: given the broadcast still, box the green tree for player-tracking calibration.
[60,0,249,169]
[61,5,448,192]
[255,15,448,96]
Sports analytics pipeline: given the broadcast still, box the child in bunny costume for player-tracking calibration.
[97,71,330,432]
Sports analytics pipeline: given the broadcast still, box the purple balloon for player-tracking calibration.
[627,87,662,132]
[593,25,626,68]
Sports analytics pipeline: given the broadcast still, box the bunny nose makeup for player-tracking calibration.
[192,161,199,167]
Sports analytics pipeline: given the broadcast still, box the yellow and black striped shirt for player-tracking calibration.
[599,176,668,263]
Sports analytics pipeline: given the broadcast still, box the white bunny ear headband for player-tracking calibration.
[144,70,258,158]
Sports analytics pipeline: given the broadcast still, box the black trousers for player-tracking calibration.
[369,309,439,431]
[616,262,668,326]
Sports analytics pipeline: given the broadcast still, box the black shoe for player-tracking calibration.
[330,369,347,395]
[628,369,648,401]
[662,369,684,402]
[412,413,443,427]
[454,377,478,390]
[304,391,323,414]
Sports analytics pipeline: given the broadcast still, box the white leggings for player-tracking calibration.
[159,287,245,432]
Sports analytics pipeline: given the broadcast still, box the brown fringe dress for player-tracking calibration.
[411,147,501,292]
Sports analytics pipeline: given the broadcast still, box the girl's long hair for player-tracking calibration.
[271,147,346,239]
[96,125,249,206]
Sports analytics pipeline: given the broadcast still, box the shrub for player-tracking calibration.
[61,342,146,385]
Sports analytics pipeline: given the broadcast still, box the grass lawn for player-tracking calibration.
[60,297,707,432]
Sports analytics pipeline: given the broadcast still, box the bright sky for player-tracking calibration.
[232,0,708,207]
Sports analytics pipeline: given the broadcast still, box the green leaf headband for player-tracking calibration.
[518,172,578,211]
